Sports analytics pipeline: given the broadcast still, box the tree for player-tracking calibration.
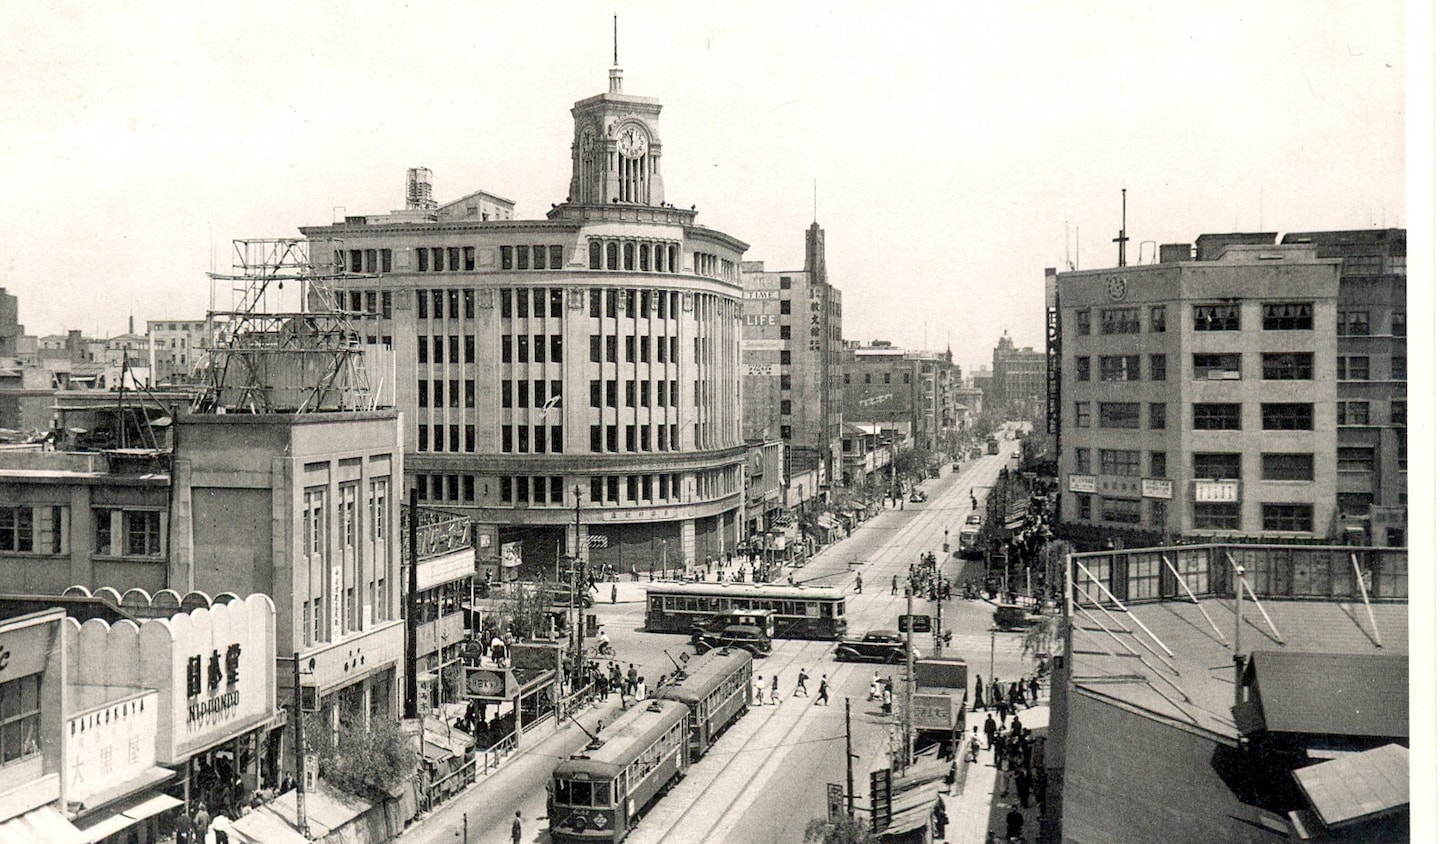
[804,817,881,844]
[305,713,416,803]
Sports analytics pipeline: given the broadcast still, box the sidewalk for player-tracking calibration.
[941,698,1050,844]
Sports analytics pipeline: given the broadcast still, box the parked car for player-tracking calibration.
[965,514,983,526]
[694,624,772,657]
[834,630,911,663]
[909,489,928,503]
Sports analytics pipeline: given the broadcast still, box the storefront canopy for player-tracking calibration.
[74,792,183,844]
[0,806,85,844]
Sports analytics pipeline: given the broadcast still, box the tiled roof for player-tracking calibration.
[1067,597,1408,740]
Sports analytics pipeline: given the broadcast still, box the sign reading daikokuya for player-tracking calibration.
[64,592,278,765]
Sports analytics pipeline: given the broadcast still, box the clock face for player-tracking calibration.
[617,125,648,159]
[1107,276,1127,300]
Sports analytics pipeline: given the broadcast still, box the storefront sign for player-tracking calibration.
[66,690,159,804]
[1141,478,1174,499]
[742,339,785,350]
[501,541,523,568]
[0,621,54,680]
[1069,474,1097,494]
[746,364,777,377]
[330,565,343,642]
[744,290,780,299]
[1193,480,1240,503]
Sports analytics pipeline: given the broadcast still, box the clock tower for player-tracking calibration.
[567,59,665,206]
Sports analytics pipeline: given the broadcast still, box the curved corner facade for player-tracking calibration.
[306,72,747,574]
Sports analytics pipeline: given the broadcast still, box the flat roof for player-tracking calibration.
[1068,597,1408,741]
[1251,651,1407,737]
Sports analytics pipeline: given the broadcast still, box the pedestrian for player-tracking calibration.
[512,810,523,844]
[815,674,830,705]
[974,675,986,712]
[611,583,618,604]
[754,674,766,704]
[881,685,893,715]
[191,802,211,844]
[891,575,898,595]
[1005,805,1024,840]
[993,733,1007,770]
[1029,674,1041,704]
[794,668,810,697]
[855,573,863,594]
[967,727,981,763]
[626,663,638,696]
[932,796,949,839]
[1016,766,1032,808]
[770,674,780,705]
[983,713,997,749]
[635,676,647,701]
[868,671,883,701]
[211,811,232,844]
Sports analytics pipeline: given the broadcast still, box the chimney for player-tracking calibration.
[129,315,134,335]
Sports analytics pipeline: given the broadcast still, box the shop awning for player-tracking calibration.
[816,513,839,530]
[74,792,183,843]
[0,805,85,844]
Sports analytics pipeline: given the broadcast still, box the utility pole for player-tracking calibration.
[845,698,856,820]
[405,487,419,719]
[903,587,914,772]
[934,583,944,657]
[291,653,308,838]
[567,486,578,682]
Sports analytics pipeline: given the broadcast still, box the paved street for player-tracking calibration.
[400,446,1038,844]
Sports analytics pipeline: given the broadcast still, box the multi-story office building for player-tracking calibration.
[739,223,844,483]
[1055,237,1344,540]
[307,63,747,574]
[147,318,208,384]
[1053,229,1407,543]
[842,341,918,444]
[988,332,1046,420]
[1279,229,1407,546]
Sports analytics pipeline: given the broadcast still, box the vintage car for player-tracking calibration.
[993,604,1043,631]
[834,630,911,663]
[693,624,772,657]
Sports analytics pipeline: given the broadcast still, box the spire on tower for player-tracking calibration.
[609,15,623,93]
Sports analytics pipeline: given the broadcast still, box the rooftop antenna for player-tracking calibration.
[1112,188,1129,267]
[813,179,817,224]
[1065,221,1072,271]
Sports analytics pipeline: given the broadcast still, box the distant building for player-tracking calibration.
[1050,542,1409,842]
[147,318,208,383]
[989,332,1045,420]
[841,341,960,453]
[739,223,844,485]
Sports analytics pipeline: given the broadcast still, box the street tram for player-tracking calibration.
[653,648,753,759]
[549,700,691,843]
[644,581,848,640]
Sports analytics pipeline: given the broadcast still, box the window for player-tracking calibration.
[1149,402,1166,430]
[464,335,476,363]
[1099,449,1141,476]
[1149,451,1167,478]
[1099,355,1140,381]
[1392,311,1406,337]
[1076,494,1092,520]
[0,674,41,765]
[92,509,163,557]
[1150,305,1167,332]
[1193,403,1241,430]
[0,506,34,552]
[1337,446,1375,472]
[1074,402,1091,428]
[779,325,791,340]
[1390,356,1406,380]
[1100,307,1140,334]
[1194,303,1241,331]
[1150,354,1167,381]
[1262,504,1313,532]
[1337,311,1370,336]
[1261,453,1313,481]
[1337,356,1370,380]
[1074,356,1090,382]
[1193,453,1241,480]
[1336,492,1373,517]
[1074,448,1092,474]
[1262,352,1313,380]
[1261,403,1313,431]
[1337,401,1370,426]
[1098,402,1140,429]
[1100,497,1142,524]
[1262,302,1313,330]
[1075,309,1090,336]
[418,424,428,451]
[1193,503,1240,530]
[1193,353,1241,380]
[1391,400,1406,426]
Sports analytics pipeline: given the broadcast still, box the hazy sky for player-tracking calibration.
[0,1,1409,374]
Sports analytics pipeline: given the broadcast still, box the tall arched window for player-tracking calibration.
[589,241,602,269]
[606,242,619,270]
